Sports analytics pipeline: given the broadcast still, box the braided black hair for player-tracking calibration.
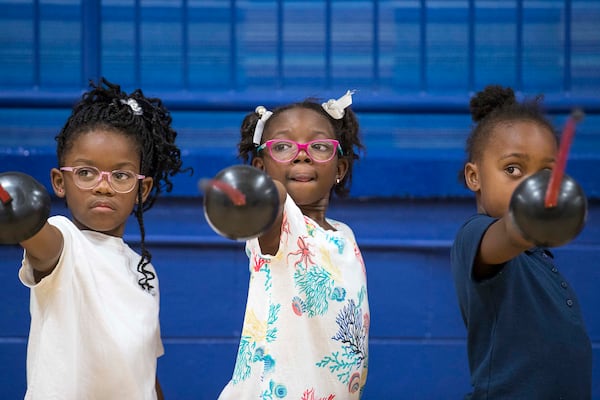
[56,77,190,291]
[238,98,364,198]
[460,84,557,186]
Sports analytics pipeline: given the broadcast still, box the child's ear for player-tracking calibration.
[336,157,349,183]
[50,168,66,198]
[252,157,265,171]
[464,162,480,192]
[138,177,153,203]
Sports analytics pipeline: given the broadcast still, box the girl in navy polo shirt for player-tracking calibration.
[451,84,591,399]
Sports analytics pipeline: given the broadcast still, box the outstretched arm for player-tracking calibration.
[0,172,63,282]
[20,222,64,282]
[473,215,533,280]
[256,179,287,256]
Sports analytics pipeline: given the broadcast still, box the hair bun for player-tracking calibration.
[469,85,516,122]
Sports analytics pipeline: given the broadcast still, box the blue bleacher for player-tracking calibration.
[1,1,599,399]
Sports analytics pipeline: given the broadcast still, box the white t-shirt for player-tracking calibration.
[219,195,370,399]
[19,215,163,400]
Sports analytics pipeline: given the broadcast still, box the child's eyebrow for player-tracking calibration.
[271,129,333,138]
[67,158,97,166]
[114,163,139,170]
[69,158,138,169]
[498,153,555,163]
[499,152,529,161]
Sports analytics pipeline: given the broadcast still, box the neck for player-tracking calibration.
[300,201,333,230]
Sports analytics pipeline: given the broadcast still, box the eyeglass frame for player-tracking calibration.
[256,138,344,163]
[60,166,146,194]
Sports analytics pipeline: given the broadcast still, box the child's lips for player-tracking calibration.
[90,200,115,210]
[290,173,314,182]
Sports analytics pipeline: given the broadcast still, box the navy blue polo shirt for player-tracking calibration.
[451,214,592,399]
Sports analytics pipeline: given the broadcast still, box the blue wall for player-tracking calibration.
[1,1,599,399]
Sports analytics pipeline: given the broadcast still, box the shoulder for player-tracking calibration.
[454,214,496,244]
[47,215,76,231]
[327,218,356,240]
[451,214,497,278]
[118,240,158,275]
[282,194,302,217]
[46,216,85,244]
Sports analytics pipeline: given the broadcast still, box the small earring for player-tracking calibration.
[336,177,341,184]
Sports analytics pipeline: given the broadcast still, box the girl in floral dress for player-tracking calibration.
[219,91,369,400]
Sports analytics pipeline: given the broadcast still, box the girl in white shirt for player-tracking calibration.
[16,78,188,400]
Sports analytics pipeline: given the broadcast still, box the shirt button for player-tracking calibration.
[561,282,568,289]
[566,299,574,307]
[551,267,558,273]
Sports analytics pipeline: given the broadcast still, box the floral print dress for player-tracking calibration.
[219,195,369,400]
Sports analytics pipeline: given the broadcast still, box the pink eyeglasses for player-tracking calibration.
[60,166,145,193]
[257,139,343,163]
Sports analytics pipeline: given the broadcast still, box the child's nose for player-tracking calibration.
[93,172,115,193]
[294,148,312,163]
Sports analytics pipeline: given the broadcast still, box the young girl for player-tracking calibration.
[16,78,187,399]
[218,91,370,399]
[451,85,592,398]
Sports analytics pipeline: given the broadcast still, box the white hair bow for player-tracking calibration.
[252,106,273,145]
[322,90,355,119]
[120,98,143,116]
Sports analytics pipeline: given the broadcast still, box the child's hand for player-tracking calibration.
[0,172,51,244]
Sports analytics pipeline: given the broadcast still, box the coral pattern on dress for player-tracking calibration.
[219,195,369,399]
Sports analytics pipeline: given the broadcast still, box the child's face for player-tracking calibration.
[252,107,348,207]
[51,129,153,237]
[465,120,557,218]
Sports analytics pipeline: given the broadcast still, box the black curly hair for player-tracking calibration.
[460,84,557,186]
[56,77,190,291]
[238,98,364,198]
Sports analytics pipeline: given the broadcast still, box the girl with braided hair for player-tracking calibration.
[16,78,188,399]
[219,91,370,399]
